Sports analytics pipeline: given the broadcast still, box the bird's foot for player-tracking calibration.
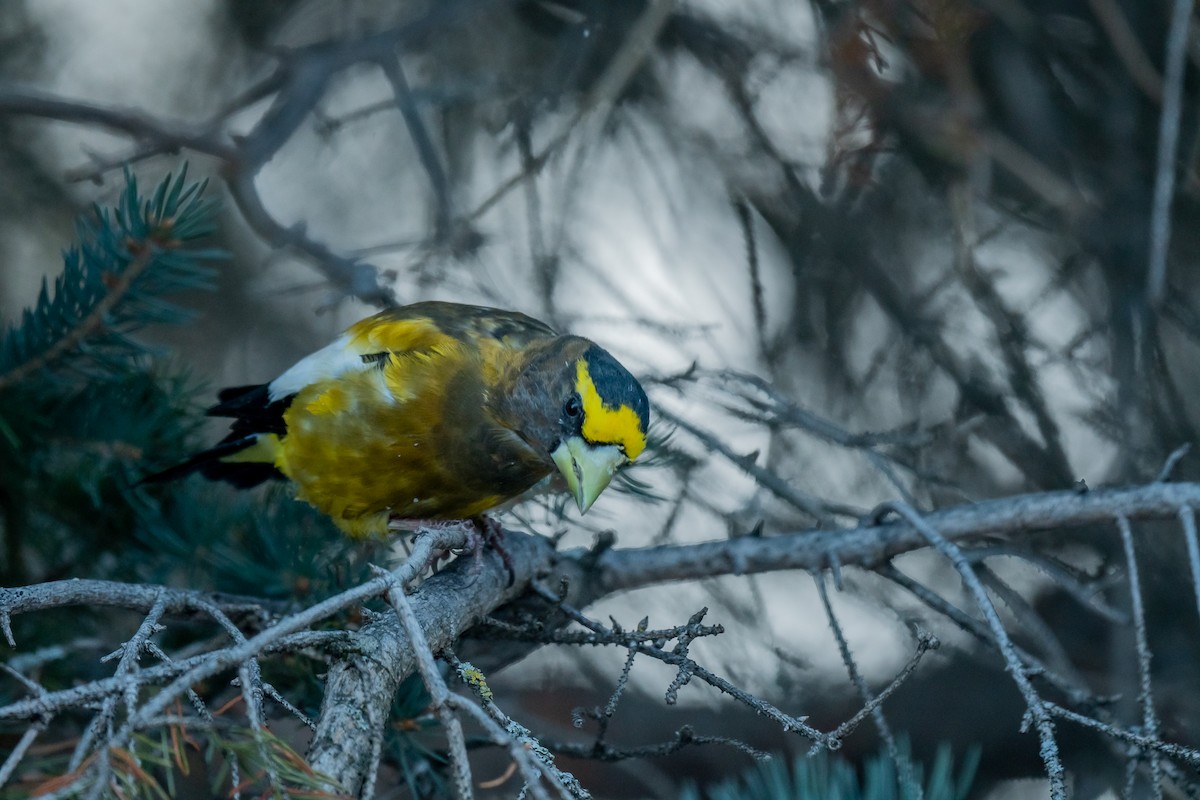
[387,515,513,585]
[388,517,473,574]
[471,515,515,587]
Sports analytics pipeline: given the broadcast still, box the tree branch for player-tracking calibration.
[0,84,237,161]
[8,481,1200,795]
[0,579,281,636]
[306,531,566,795]
[593,482,1200,594]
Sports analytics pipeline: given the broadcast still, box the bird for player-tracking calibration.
[145,301,651,539]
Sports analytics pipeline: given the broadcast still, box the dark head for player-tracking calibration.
[504,338,651,513]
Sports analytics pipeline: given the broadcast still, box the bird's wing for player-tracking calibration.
[403,301,557,349]
[267,302,556,402]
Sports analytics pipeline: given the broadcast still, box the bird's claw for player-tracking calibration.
[473,516,515,587]
[390,515,514,586]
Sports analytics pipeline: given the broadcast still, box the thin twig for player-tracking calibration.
[964,544,1127,625]
[1146,0,1195,307]
[538,725,769,763]
[1156,443,1192,482]
[445,652,585,799]
[528,582,825,743]
[1087,0,1164,101]
[1118,515,1164,799]
[879,502,1066,799]
[446,695,562,800]
[378,55,453,236]
[734,198,769,357]
[655,406,863,523]
[878,563,1095,705]
[99,528,460,758]
[468,0,677,221]
[143,641,243,798]
[226,171,395,308]
[376,566,473,800]
[953,207,1073,487]
[1045,702,1200,765]
[0,717,47,788]
[813,571,919,799]
[826,632,939,746]
[973,563,1085,686]
[707,370,930,502]
[261,682,315,730]
[1181,506,1200,628]
[70,593,169,775]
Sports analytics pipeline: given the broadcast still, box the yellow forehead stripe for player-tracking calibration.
[575,358,646,460]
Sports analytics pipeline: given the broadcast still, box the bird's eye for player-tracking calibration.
[564,396,582,419]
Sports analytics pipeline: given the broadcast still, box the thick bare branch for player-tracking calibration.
[0,579,278,630]
[0,84,237,160]
[306,531,565,796]
[595,482,1200,593]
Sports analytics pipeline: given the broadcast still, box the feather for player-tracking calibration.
[139,433,285,488]
[267,333,363,401]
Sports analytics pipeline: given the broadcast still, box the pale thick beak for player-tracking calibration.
[551,437,626,514]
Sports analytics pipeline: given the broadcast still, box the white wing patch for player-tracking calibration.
[268,334,373,400]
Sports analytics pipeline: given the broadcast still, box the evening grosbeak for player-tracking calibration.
[148,301,651,537]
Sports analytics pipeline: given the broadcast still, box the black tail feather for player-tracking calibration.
[141,383,294,490]
[210,384,271,415]
[139,435,285,489]
[207,383,292,436]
